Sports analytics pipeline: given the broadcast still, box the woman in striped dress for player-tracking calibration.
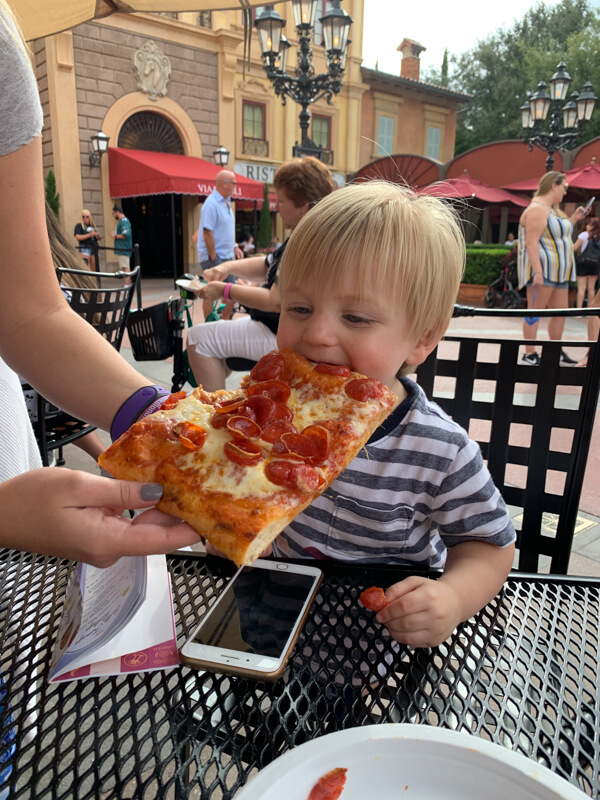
[517,171,584,366]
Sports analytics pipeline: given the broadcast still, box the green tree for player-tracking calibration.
[451,0,599,154]
[45,169,60,218]
[257,183,271,249]
[441,48,449,88]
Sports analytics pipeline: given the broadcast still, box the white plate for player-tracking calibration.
[235,724,587,799]
[176,278,205,291]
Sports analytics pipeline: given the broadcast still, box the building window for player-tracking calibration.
[197,11,212,28]
[426,126,441,160]
[118,111,184,154]
[312,115,331,149]
[377,116,394,156]
[313,1,333,45]
[243,101,265,140]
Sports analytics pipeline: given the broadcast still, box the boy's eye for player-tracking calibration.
[344,314,371,325]
[288,305,312,316]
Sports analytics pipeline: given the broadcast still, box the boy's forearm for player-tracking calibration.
[439,540,514,620]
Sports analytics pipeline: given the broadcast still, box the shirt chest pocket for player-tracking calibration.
[328,496,415,549]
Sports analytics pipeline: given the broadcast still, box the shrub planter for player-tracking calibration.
[457,283,487,306]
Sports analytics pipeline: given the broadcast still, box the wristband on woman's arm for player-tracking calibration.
[223,282,232,301]
[110,385,171,442]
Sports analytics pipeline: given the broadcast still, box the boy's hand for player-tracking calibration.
[376,576,463,648]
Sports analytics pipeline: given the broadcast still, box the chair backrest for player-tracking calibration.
[57,266,140,350]
[416,305,600,574]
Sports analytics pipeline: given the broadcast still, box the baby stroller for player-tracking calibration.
[484,247,524,309]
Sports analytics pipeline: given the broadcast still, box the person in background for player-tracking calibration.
[574,216,600,309]
[504,232,516,246]
[74,209,101,271]
[110,204,132,284]
[196,170,244,320]
[0,0,199,566]
[517,171,584,366]
[270,235,281,251]
[187,157,335,391]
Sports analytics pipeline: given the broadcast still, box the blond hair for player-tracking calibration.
[278,181,465,349]
[534,171,568,217]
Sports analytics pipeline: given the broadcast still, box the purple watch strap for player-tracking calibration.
[110,385,171,442]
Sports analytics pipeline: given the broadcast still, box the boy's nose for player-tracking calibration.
[301,312,337,348]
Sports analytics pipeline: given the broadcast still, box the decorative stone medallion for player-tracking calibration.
[133,40,171,101]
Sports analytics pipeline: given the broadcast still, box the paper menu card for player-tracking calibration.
[49,554,178,682]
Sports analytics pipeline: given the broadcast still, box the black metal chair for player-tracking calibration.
[25,267,140,466]
[416,305,600,574]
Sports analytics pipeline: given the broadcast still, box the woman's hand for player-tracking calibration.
[0,469,200,568]
[203,265,228,282]
[195,281,226,301]
[532,270,545,288]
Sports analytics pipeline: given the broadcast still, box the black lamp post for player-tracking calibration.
[89,130,109,167]
[520,62,597,171]
[213,145,230,167]
[255,0,352,159]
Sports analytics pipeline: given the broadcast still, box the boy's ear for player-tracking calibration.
[405,331,441,368]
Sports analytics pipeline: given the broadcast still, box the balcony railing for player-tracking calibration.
[242,138,269,158]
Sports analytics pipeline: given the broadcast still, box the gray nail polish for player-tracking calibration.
[141,483,163,501]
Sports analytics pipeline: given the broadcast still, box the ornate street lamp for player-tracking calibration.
[255,0,352,159]
[520,62,597,171]
[213,145,230,167]
[88,130,109,167]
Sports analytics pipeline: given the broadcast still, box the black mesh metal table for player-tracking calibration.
[1,550,599,798]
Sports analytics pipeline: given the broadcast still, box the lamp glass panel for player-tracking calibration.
[292,0,318,28]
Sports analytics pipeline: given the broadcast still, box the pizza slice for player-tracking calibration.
[98,349,397,566]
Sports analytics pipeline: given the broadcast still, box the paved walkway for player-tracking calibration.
[62,278,600,578]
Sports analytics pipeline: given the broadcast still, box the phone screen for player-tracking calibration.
[191,566,318,658]
[584,196,596,214]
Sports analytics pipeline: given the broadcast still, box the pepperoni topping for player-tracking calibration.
[247,379,291,403]
[260,420,298,444]
[272,433,315,461]
[315,363,352,377]
[360,586,388,612]
[160,391,186,410]
[173,421,207,449]
[209,412,230,430]
[224,439,264,466]
[239,395,276,427]
[301,425,330,466]
[308,767,348,800]
[270,401,293,423]
[265,461,321,493]
[251,352,285,382]
[226,415,262,440]
[213,396,246,414]
[345,377,384,402]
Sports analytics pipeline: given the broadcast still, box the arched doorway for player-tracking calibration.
[118,111,184,277]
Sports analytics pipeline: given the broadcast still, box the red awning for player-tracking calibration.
[419,173,528,207]
[503,161,600,194]
[108,148,264,201]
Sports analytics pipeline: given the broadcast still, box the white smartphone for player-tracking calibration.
[180,560,323,682]
[583,196,595,214]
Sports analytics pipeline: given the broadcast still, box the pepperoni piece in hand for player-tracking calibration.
[251,352,285,382]
[261,420,298,444]
[224,439,264,466]
[265,461,320,493]
[315,363,352,377]
[308,767,348,800]
[345,378,384,402]
[247,379,291,403]
[360,586,388,612]
[173,421,207,449]
[160,391,187,410]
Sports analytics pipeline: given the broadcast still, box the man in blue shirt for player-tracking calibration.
[110,204,133,283]
[197,170,243,319]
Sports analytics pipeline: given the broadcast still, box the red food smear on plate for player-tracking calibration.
[308,767,348,800]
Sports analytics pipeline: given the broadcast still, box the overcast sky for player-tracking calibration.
[362,0,566,75]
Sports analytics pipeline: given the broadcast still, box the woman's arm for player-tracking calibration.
[0,136,151,431]
[203,255,269,283]
[197,280,280,313]
[522,206,548,284]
